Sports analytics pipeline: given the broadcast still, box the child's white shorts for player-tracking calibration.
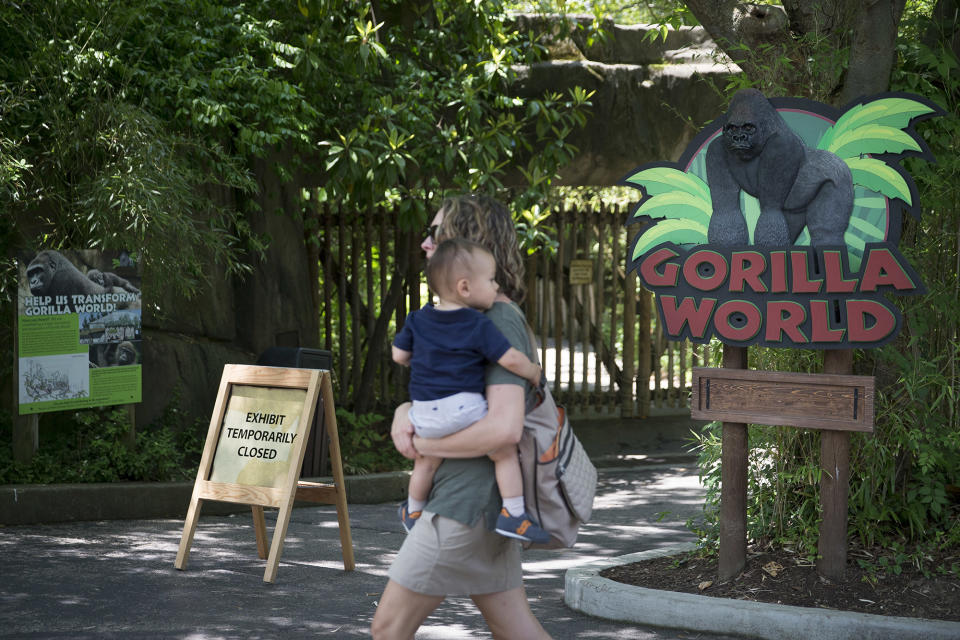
[409,391,488,439]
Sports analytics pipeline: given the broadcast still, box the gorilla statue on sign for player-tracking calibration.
[706,89,854,248]
[26,250,105,297]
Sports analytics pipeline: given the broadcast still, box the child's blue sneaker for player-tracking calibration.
[398,500,421,532]
[494,508,551,544]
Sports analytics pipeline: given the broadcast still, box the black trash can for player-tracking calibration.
[256,347,334,477]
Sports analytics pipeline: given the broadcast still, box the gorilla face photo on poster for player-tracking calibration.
[623,89,943,350]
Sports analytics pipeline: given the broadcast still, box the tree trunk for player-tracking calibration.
[839,0,907,105]
[351,234,414,414]
[684,0,905,104]
[924,0,960,60]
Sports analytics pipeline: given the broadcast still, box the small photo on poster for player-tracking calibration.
[88,340,142,368]
[79,309,142,345]
[19,354,91,404]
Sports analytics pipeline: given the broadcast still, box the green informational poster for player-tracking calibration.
[17,250,142,414]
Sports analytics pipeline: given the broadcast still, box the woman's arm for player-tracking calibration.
[390,402,417,459]
[412,383,524,458]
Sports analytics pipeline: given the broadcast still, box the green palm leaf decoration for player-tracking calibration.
[818,98,935,151]
[626,167,711,255]
[844,157,912,204]
[817,96,934,207]
[824,124,921,158]
[625,166,710,201]
[632,219,708,260]
[633,191,712,227]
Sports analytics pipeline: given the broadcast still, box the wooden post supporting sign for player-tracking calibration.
[718,345,748,581]
[175,364,354,583]
[818,349,854,580]
[692,361,874,581]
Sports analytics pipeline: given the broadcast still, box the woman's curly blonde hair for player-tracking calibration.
[434,194,526,304]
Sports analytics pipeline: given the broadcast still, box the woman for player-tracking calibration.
[371,195,551,639]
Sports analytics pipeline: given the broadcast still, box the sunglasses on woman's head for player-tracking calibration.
[424,224,439,240]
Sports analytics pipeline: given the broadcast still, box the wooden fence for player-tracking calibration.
[315,202,718,417]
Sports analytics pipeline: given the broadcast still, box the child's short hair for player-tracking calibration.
[426,238,492,298]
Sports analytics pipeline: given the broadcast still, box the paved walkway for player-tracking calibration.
[2,412,744,639]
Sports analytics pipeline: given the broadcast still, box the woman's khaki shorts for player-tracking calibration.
[388,511,522,596]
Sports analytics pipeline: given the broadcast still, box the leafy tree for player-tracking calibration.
[0,1,593,464]
[683,1,906,104]
[0,0,591,300]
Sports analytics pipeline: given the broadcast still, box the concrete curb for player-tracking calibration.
[0,471,411,526]
[565,545,960,640]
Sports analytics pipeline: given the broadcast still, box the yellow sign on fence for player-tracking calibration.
[569,259,594,285]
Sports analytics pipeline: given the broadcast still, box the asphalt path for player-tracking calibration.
[1,461,741,639]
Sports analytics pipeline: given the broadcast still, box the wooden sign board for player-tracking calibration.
[569,259,594,285]
[175,364,354,583]
[690,367,874,433]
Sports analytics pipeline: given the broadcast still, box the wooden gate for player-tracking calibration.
[314,201,714,417]
[522,202,713,418]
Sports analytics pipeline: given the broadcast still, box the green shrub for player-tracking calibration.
[335,408,411,475]
[0,406,205,484]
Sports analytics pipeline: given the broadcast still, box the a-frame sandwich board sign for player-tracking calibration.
[175,364,354,583]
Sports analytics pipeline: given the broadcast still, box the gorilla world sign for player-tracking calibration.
[625,89,943,349]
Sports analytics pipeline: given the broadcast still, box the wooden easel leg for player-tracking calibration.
[252,506,268,559]
[175,495,203,570]
[263,500,295,584]
[719,345,748,582]
[322,373,355,571]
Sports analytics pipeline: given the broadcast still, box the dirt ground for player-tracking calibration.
[601,544,960,623]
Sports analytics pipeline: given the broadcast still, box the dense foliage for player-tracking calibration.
[0,405,206,484]
[0,0,591,304]
[0,0,591,481]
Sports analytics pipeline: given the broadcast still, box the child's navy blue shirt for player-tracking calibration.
[393,305,512,401]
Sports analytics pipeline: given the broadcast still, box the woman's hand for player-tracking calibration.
[391,402,417,459]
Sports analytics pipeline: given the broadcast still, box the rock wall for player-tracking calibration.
[139,151,320,427]
[511,14,737,184]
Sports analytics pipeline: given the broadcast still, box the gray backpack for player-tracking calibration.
[516,322,598,549]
